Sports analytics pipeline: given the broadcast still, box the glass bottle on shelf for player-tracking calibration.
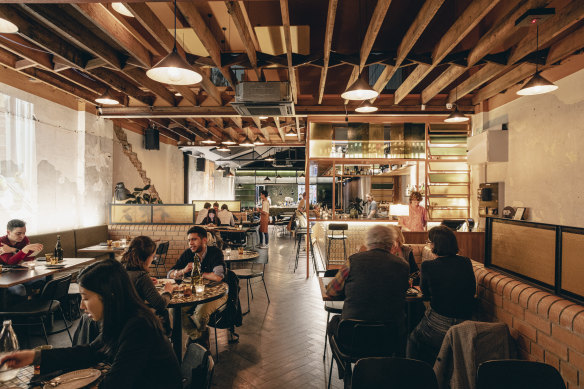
[0,320,20,382]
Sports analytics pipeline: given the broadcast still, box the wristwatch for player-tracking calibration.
[13,248,19,254]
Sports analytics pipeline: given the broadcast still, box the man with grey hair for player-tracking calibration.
[326,225,409,375]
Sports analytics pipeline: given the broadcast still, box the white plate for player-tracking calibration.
[44,264,66,269]
[153,278,175,285]
[43,368,101,389]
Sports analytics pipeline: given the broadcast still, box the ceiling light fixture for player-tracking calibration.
[341,76,379,100]
[285,128,296,137]
[263,176,271,182]
[216,165,224,171]
[0,18,18,33]
[444,83,469,123]
[95,89,119,105]
[517,20,558,96]
[259,116,268,120]
[276,173,282,179]
[228,171,235,177]
[355,101,378,113]
[201,134,216,144]
[222,137,237,145]
[146,0,202,85]
[237,183,243,189]
[216,145,230,152]
[112,3,134,17]
[240,135,255,147]
[299,172,305,178]
[265,156,275,162]
[253,136,265,146]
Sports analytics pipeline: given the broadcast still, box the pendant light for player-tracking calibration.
[342,76,379,100]
[285,128,296,137]
[112,3,134,17]
[240,133,255,147]
[216,145,230,152]
[146,0,202,85]
[355,100,378,113]
[0,18,18,33]
[216,164,224,171]
[299,172,305,178]
[253,136,265,146]
[237,183,243,189]
[95,89,119,105]
[201,133,216,144]
[222,137,237,145]
[444,85,468,123]
[517,24,557,96]
[264,176,271,182]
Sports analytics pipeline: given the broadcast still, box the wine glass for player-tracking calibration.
[225,247,232,259]
[174,272,184,298]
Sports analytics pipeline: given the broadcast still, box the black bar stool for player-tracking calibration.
[327,223,348,267]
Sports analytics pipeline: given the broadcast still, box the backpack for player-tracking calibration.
[209,270,242,329]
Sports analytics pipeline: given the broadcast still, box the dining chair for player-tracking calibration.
[181,342,214,389]
[151,241,169,277]
[327,319,402,389]
[0,274,73,345]
[232,249,270,315]
[327,224,348,267]
[351,357,438,389]
[476,360,566,389]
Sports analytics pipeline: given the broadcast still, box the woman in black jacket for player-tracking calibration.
[1,259,182,389]
[406,226,477,366]
[122,236,173,335]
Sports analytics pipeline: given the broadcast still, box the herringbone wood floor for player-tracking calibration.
[211,230,344,389]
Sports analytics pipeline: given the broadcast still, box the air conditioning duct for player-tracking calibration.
[231,81,295,116]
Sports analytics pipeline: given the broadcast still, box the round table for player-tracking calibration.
[223,249,259,269]
[165,280,228,360]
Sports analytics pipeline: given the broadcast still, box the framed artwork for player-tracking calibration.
[514,207,526,220]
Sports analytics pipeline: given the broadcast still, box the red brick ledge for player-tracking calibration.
[473,261,584,387]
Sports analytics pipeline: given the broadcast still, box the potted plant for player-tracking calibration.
[348,197,364,219]
[125,185,163,204]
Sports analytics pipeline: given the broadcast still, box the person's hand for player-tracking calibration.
[184,262,194,274]
[0,243,16,254]
[23,243,43,254]
[163,281,174,294]
[0,350,35,369]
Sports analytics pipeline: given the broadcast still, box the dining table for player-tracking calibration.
[77,244,126,261]
[0,362,109,389]
[0,257,97,310]
[222,249,259,269]
[161,278,228,360]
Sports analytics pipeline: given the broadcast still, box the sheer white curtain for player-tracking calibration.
[0,94,37,231]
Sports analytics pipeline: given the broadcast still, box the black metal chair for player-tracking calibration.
[476,360,566,389]
[0,274,73,345]
[351,357,438,389]
[327,319,402,389]
[181,342,214,389]
[151,241,169,277]
[232,249,270,315]
[322,269,342,360]
[327,223,348,267]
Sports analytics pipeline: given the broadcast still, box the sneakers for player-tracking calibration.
[258,244,269,249]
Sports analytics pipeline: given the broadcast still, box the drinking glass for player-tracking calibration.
[238,246,244,255]
[45,253,53,263]
[225,247,232,259]
[194,284,205,294]
[106,240,112,247]
[174,272,184,298]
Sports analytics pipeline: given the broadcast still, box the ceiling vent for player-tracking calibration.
[231,81,295,116]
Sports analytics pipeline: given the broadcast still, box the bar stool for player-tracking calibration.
[327,223,348,266]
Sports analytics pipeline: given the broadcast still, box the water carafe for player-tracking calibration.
[0,320,20,382]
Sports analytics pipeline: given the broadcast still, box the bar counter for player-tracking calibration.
[310,220,484,267]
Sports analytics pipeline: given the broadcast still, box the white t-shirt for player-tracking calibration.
[195,208,209,224]
[262,199,270,213]
[217,209,235,226]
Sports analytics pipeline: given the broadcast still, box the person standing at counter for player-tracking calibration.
[364,193,378,219]
[257,190,270,249]
[399,191,427,231]
[297,192,307,213]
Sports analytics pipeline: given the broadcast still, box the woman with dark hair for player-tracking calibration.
[406,226,476,365]
[202,209,218,225]
[122,236,174,334]
[0,259,181,389]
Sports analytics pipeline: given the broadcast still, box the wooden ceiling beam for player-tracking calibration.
[421,65,466,104]
[72,3,152,69]
[251,116,271,142]
[394,0,500,104]
[151,118,195,142]
[359,0,392,71]
[274,116,286,142]
[225,1,261,80]
[0,5,90,69]
[22,67,99,103]
[20,4,124,70]
[169,118,206,138]
[317,0,338,105]
[177,1,236,88]
[0,34,54,70]
[124,2,221,105]
[280,0,298,104]
[123,68,176,106]
[471,63,527,104]
[231,116,243,130]
[372,0,445,100]
[295,116,301,142]
[446,64,503,103]
[88,68,154,106]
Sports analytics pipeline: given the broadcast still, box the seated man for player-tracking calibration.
[326,225,409,373]
[0,219,44,300]
[195,202,212,225]
[168,226,227,346]
[217,204,235,226]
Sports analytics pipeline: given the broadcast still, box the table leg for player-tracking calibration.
[0,289,7,311]
[171,306,183,362]
[109,253,115,261]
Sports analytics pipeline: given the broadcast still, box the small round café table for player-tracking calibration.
[166,279,228,361]
[222,249,259,269]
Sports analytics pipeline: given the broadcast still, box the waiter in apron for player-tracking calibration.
[257,190,270,248]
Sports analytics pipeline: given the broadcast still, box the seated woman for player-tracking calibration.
[1,259,182,389]
[406,226,476,366]
[122,236,174,335]
[201,209,218,225]
[390,225,420,285]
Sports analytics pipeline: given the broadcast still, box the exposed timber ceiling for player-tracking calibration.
[0,0,582,146]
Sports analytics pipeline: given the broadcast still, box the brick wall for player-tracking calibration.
[109,224,191,267]
[474,261,584,388]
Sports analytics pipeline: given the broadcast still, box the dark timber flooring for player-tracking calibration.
[37,228,344,388]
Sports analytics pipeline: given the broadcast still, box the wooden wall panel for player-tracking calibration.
[561,232,584,296]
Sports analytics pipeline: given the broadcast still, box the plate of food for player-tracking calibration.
[44,264,66,269]
[43,368,101,389]
[152,278,175,285]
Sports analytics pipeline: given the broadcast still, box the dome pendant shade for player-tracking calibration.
[146,49,202,85]
[285,128,297,137]
[240,136,255,147]
[341,76,379,100]
[444,106,469,123]
[516,71,558,96]
[355,101,378,113]
[222,138,237,145]
[0,18,18,33]
[95,89,119,105]
[263,176,271,182]
[253,136,265,146]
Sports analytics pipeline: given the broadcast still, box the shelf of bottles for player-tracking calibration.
[312,140,426,159]
[425,124,470,220]
[323,164,394,177]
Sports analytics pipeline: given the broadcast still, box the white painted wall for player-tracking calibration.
[470,67,584,228]
[187,156,234,203]
[0,83,113,234]
[112,128,184,204]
